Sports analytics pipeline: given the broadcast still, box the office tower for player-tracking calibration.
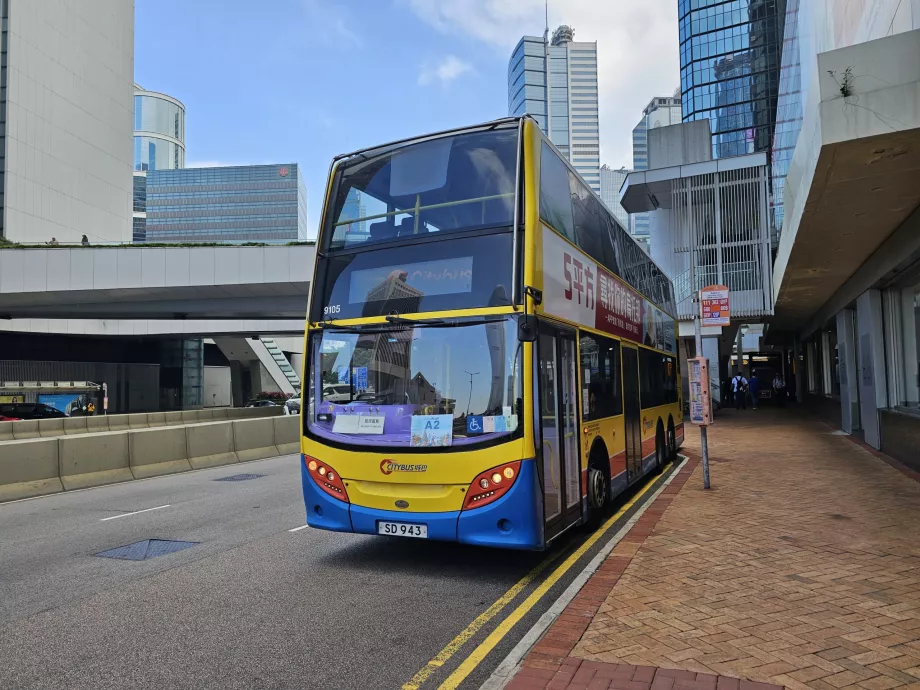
[599,165,630,230]
[508,25,600,193]
[631,95,682,240]
[134,85,186,172]
[678,0,786,161]
[0,0,134,243]
[137,164,307,243]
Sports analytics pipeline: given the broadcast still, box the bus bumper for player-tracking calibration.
[302,457,544,550]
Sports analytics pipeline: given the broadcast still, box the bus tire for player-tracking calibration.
[586,442,610,530]
[586,467,608,529]
[667,417,677,462]
[655,423,666,474]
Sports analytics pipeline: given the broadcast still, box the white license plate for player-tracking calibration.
[378,521,428,539]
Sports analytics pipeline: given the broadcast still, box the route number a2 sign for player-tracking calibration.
[700,285,730,327]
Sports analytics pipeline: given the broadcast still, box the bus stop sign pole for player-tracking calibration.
[690,294,712,490]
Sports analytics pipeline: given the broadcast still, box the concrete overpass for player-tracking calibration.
[0,244,314,404]
[0,244,314,321]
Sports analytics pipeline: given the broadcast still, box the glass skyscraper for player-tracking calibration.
[599,165,630,230]
[134,84,186,172]
[135,164,308,243]
[679,0,785,161]
[508,26,600,193]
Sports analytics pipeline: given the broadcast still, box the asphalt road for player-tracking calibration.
[0,454,677,690]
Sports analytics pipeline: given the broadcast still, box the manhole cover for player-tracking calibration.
[214,473,265,482]
[95,539,198,561]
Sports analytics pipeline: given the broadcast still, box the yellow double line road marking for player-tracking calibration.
[402,464,670,690]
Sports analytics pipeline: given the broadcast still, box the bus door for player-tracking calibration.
[621,345,643,481]
[537,326,583,540]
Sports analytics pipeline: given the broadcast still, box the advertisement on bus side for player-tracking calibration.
[540,225,676,354]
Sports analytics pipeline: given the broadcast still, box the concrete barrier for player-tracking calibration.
[232,418,278,462]
[107,414,130,432]
[163,411,185,426]
[38,418,66,438]
[209,408,229,420]
[180,410,200,424]
[86,416,109,433]
[226,408,247,419]
[146,412,165,426]
[12,420,40,440]
[0,422,13,442]
[128,413,149,429]
[62,416,88,435]
[186,422,237,469]
[273,415,301,455]
[128,427,192,479]
[0,438,62,502]
[59,431,132,490]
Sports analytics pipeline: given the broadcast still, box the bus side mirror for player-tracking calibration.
[518,315,538,342]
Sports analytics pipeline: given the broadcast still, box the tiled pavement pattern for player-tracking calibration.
[503,409,920,690]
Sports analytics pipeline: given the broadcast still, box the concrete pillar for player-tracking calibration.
[821,330,833,395]
[902,287,919,407]
[735,326,744,376]
[856,290,888,449]
[793,338,805,404]
[836,308,860,433]
[229,361,245,407]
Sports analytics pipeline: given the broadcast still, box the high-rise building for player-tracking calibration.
[678,0,786,161]
[631,95,682,239]
[508,25,600,193]
[599,165,630,230]
[0,0,134,244]
[133,85,186,172]
[135,164,307,243]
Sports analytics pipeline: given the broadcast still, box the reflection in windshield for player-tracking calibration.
[327,128,518,251]
[308,320,523,448]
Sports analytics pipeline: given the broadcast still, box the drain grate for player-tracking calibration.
[95,539,198,561]
[214,473,265,482]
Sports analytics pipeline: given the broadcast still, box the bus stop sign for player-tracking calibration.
[700,285,730,327]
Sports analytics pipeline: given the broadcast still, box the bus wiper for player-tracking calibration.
[384,315,446,326]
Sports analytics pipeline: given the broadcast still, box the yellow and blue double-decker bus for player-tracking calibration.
[301,117,682,550]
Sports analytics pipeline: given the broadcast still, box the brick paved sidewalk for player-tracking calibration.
[502,408,920,690]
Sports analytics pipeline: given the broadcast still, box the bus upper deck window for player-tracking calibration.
[390,138,452,196]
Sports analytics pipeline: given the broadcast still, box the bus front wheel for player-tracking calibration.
[586,467,608,529]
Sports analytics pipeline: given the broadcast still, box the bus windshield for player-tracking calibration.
[307,318,523,449]
[326,127,518,251]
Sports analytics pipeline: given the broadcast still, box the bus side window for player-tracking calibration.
[579,333,622,421]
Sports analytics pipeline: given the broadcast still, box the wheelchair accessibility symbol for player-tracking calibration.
[466,415,484,435]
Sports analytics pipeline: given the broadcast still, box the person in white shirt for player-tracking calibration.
[731,373,748,410]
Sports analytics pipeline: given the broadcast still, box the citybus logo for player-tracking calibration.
[279,166,289,177]
[642,416,655,433]
[380,459,428,475]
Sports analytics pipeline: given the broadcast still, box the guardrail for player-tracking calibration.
[0,406,282,442]
[0,415,301,502]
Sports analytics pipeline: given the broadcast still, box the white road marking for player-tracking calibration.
[100,504,171,521]
[288,524,309,532]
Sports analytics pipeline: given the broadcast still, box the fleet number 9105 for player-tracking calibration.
[324,305,341,315]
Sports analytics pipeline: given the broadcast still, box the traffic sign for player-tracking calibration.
[700,284,730,327]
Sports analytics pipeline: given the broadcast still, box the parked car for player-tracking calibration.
[0,403,68,420]
[244,399,279,408]
[322,384,353,403]
[284,397,301,415]
[0,415,20,422]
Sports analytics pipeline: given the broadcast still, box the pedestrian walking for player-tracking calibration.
[749,372,761,409]
[731,372,748,410]
[773,374,786,408]
[81,234,89,246]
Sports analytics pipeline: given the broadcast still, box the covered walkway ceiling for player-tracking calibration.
[772,129,920,331]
